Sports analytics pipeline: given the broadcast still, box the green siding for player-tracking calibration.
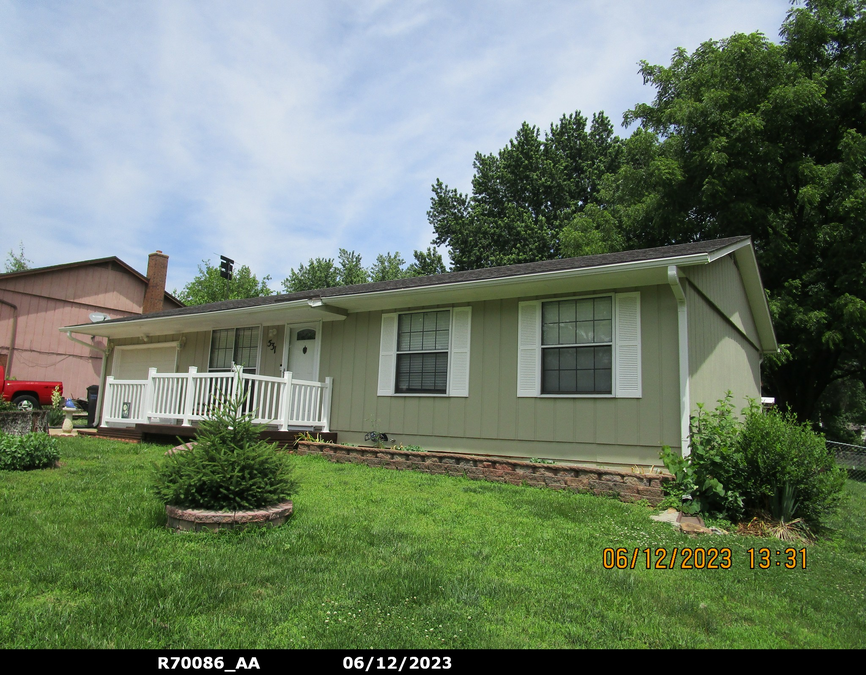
[686,278,761,415]
[319,286,682,467]
[685,256,760,347]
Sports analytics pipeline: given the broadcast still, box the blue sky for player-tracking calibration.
[1,0,792,294]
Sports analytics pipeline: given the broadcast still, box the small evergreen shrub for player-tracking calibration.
[661,394,847,525]
[0,430,60,470]
[153,389,297,511]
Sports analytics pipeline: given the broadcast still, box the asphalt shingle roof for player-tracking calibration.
[95,236,750,325]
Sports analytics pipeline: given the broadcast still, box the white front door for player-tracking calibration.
[283,322,320,382]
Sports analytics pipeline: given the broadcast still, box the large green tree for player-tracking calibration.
[428,111,623,270]
[616,0,866,423]
[174,260,273,306]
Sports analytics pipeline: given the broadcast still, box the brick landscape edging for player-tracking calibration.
[295,442,670,504]
[165,501,293,532]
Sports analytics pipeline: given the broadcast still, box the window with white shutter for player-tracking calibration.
[517,292,641,398]
[377,307,472,397]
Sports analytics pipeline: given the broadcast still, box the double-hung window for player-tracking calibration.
[518,292,641,398]
[378,307,472,397]
[396,311,450,394]
[209,326,260,374]
[541,297,613,394]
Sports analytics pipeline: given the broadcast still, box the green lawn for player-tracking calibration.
[1,436,864,649]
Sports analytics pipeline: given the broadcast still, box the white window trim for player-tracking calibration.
[207,325,263,374]
[378,307,471,397]
[517,292,641,399]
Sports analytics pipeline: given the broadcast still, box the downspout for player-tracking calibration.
[66,331,112,426]
[667,266,691,457]
[0,298,18,378]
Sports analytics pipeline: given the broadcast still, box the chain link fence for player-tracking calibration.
[827,440,866,483]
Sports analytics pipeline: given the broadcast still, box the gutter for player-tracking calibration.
[667,266,691,456]
[0,298,18,378]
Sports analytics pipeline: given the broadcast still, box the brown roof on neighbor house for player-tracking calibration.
[88,236,751,326]
[0,256,184,308]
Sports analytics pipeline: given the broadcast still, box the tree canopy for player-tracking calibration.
[174,260,273,306]
[428,112,623,270]
[282,248,445,293]
[4,242,31,273]
[616,0,866,423]
[423,0,866,428]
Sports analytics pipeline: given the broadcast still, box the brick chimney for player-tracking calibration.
[142,250,169,314]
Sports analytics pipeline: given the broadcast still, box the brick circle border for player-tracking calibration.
[165,501,293,532]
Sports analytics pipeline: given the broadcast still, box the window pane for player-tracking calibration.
[396,352,447,393]
[559,300,575,322]
[594,297,612,320]
[576,321,594,343]
[542,322,559,345]
[576,299,594,321]
[542,345,612,394]
[209,329,234,370]
[234,327,259,372]
[542,303,559,324]
[595,320,612,343]
[559,322,575,345]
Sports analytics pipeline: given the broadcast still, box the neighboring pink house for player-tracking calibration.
[0,252,182,399]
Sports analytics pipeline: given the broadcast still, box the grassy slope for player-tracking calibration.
[0,437,864,649]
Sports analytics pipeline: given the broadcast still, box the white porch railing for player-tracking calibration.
[101,365,333,432]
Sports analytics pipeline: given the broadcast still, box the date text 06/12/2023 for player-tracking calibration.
[602,547,807,570]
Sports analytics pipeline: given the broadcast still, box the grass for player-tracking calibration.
[1,436,865,649]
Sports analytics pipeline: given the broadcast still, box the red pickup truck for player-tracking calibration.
[0,366,62,410]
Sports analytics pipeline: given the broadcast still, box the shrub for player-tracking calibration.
[153,388,297,511]
[660,394,744,517]
[0,430,60,470]
[660,395,848,526]
[733,407,847,523]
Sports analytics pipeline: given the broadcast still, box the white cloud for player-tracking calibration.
[0,0,792,291]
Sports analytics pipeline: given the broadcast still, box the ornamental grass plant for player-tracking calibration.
[153,387,296,511]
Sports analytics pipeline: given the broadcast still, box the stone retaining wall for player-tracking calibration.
[295,442,670,504]
[0,411,50,435]
[165,501,293,532]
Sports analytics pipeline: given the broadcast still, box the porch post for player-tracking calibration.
[101,376,114,427]
[321,376,333,433]
[231,363,243,402]
[182,366,197,426]
[278,371,293,431]
[144,367,157,423]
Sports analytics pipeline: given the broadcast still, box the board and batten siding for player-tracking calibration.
[319,285,682,467]
[685,259,762,414]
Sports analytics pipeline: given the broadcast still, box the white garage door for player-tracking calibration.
[112,345,178,380]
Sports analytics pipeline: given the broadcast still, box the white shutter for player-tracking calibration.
[378,313,398,396]
[449,307,471,397]
[517,301,540,397]
[615,292,642,398]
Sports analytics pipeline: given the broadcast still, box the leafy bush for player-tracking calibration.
[660,394,744,517]
[733,407,847,523]
[0,430,60,470]
[660,394,847,525]
[153,389,297,511]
